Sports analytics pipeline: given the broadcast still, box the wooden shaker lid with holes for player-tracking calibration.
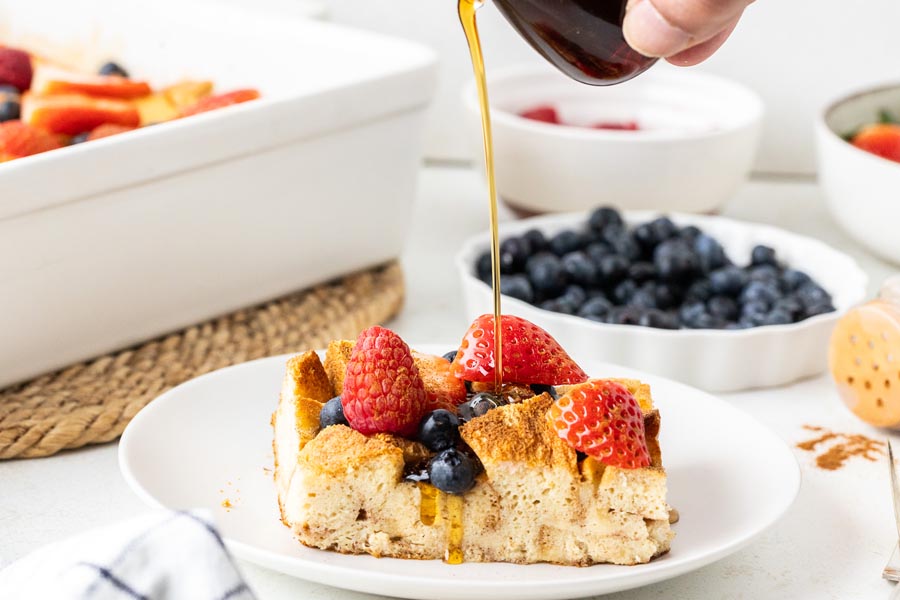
[829,298,900,428]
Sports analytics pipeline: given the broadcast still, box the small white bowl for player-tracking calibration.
[462,65,763,214]
[456,211,867,393]
[816,82,900,264]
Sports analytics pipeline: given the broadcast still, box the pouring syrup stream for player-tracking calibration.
[459,0,503,391]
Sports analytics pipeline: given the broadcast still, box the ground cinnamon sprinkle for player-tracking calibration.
[797,425,885,470]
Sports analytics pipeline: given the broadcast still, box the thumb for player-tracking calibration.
[622,0,753,59]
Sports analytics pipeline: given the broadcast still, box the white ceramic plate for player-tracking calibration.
[119,347,800,600]
[457,211,868,393]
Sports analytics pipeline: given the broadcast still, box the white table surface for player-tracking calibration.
[2,165,899,599]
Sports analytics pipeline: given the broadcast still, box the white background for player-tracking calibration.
[305,0,900,176]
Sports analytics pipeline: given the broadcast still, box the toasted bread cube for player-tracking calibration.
[284,351,333,402]
[324,340,354,394]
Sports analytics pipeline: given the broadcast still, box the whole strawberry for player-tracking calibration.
[451,314,587,385]
[0,48,33,92]
[341,327,427,437]
[548,379,650,469]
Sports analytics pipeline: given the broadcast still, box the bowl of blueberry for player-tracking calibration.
[456,206,867,392]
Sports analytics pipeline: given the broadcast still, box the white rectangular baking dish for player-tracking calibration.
[0,0,437,387]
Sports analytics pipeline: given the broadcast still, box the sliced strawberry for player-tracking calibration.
[341,327,428,436]
[180,88,260,117]
[451,314,588,385]
[547,379,650,469]
[22,93,140,136]
[520,105,560,124]
[0,120,62,161]
[852,123,900,163]
[87,123,136,141]
[412,351,467,413]
[593,121,639,131]
[0,48,33,92]
[31,65,151,99]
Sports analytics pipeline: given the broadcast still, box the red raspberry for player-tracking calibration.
[341,327,427,436]
[547,380,650,469]
[0,48,33,92]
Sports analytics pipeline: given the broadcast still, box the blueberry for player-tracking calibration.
[606,306,643,325]
[649,217,679,242]
[628,261,656,283]
[749,265,781,285]
[687,312,727,329]
[612,279,638,304]
[475,251,492,284]
[796,282,832,309]
[319,396,347,428]
[742,300,770,321]
[782,269,811,292]
[751,245,778,266]
[684,278,713,303]
[442,350,457,363]
[707,295,739,321]
[632,223,662,253]
[71,132,91,145]
[428,448,476,494]
[417,409,460,452]
[709,266,748,296]
[0,85,19,122]
[523,228,548,253]
[740,280,780,307]
[654,239,698,281]
[629,287,657,309]
[654,282,682,309]
[531,384,559,399]
[726,321,752,330]
[804,302,836,318]
[596,254,629,284]
[585,242,612,264]
[500,237,530,272]
[526,253,567,297]
[680,225,703,240]
[99,61,129,77]
[540,297,576,315]
[560,284,588,308]
[639,309,678,329]
[679,302,707,327]
[588,206,624,232]
[562,251,597,287]
[762,309,793,326]
[603,227,642,261]
[458,392,504,422]
[500,274,534,303]
[549,230,583,256]
[774,297,803,319]
[694,234,729,273]
[578,295,613,319]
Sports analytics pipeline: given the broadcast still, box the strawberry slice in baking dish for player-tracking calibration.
[31,65,151,99]
[21,93,140,136]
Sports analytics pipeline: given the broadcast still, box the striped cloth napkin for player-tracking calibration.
[0,510,255,600]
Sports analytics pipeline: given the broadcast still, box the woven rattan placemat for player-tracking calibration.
[0,261,404,460]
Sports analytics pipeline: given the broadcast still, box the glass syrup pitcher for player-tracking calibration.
[492,0,657,85]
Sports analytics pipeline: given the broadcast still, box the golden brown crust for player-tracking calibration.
[285,351,334,402]
[373,433,431,465]
[644,409,662,467]
[460,393,578,475]
[298,424,404,478]
[470,381,536,403]
[324,340,354,394]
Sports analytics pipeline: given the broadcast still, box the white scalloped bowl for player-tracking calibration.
[456,211,867,393]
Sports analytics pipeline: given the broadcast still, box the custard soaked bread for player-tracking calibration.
[272,316,674,565]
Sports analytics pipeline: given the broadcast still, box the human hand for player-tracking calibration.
[622,0,754,66]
